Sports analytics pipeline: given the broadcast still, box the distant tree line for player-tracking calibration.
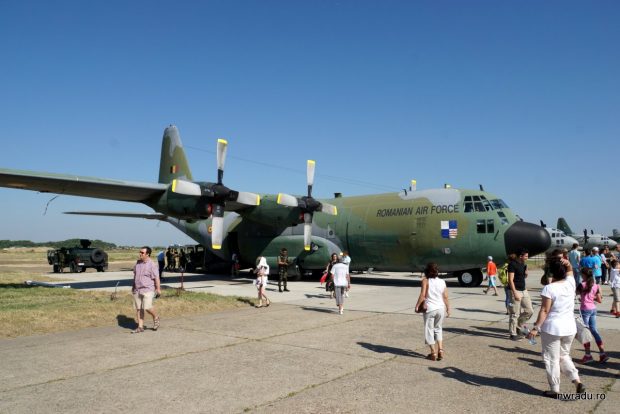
[0,239,118,249]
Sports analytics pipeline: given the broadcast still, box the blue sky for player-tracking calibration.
[1,0,618,246]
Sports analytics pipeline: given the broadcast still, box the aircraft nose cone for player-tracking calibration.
[504,221,551,256]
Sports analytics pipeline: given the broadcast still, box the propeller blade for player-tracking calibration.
[211,216,224,250]
[217,138,228,184]
[211,203,226,250]
[303,212,312,251]
[171,179,202,196]
[235,191,261,206]
[276,193,299,207]
[307,160,315,197]
[319,202,338,216]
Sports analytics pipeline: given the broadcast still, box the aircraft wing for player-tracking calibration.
[64,211,168,220]
[0,168,167,202]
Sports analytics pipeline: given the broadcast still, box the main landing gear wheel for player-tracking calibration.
[456,269,483,287]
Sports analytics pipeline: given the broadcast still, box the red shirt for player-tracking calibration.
[487,261,497,276]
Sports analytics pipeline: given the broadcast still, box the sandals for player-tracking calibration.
[131,326,145,334]
[426,353,437,361]
[265,300,271,307]
[437,349,444,361]
[153,317,160,331]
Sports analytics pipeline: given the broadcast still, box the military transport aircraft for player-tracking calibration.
[539,221,579,253]
[556,218,617,250]
[0,125,550,287]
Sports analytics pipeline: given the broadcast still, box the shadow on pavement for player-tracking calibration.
[489,344,539,356]
[358,342,425,358]
[301,306,337,314]
[116,314,136,330]
[444,326,507,340]
[518,356,620,379]
[455,308,506,315]
[428,366,542,395]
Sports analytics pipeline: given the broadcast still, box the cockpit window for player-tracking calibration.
[490,199,509,209]
[463,196,509,213]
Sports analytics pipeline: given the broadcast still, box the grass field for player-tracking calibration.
[0,248,253,339]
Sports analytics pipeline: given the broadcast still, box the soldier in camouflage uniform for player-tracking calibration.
[278,248,290,292]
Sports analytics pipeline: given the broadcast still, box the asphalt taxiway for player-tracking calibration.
[1,269,618,413]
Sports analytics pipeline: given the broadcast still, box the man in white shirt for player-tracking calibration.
[330,258,351,315]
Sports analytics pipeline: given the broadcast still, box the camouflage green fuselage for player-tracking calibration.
[174,187,517,273]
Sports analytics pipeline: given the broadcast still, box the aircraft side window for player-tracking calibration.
[474,202,485,212]
[472,196,481,201]
[482,199,492,211]
[477,220,486,233]
[486,219,495,233]
[464,202,473,213]
[464,196,472,202]
[497,211,509,225]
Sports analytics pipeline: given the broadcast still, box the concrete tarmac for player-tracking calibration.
[1,269,618,413]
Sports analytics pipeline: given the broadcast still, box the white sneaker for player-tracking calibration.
[344,292,349,298]
[339,309,343,315]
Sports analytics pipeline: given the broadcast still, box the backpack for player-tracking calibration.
[498,264,509,286]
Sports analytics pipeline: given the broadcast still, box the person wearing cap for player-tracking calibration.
[591,247,603,284]
[483,256,499,296]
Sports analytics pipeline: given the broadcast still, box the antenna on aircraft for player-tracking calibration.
[479,184,484,191]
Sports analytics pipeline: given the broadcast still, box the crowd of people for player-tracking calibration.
[130,242,618,397]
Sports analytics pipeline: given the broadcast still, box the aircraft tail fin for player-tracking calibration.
[159,125,193,184]
[613,229,620,238]
[556,217,573,235]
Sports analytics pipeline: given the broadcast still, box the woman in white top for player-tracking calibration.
[254,256,270,308]
[527,257,585,397]
[415,263,450,361]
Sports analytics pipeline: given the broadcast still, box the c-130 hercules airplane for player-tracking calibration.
[0,126,550,287]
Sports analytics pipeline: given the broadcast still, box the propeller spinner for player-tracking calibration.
[171,139,260,249]
[277,160,337,251]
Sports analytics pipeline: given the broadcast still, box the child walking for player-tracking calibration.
[577,268,610,363]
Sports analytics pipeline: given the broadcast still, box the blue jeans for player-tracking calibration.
[580,308,602,344]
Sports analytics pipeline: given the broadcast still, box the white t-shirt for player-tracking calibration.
[540,277,576,336]
[331,262,349,287]
[342,255,351,271]
[610,268,620,288]
[425,277,446,312]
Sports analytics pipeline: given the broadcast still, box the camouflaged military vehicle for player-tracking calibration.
[47,239,108,273]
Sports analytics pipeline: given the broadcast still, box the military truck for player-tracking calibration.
[47,239,109,273]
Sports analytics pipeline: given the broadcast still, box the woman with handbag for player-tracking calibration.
[415,263,450,361]
[325,253,338,298]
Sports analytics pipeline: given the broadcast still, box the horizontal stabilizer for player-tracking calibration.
[64,211,168,220]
